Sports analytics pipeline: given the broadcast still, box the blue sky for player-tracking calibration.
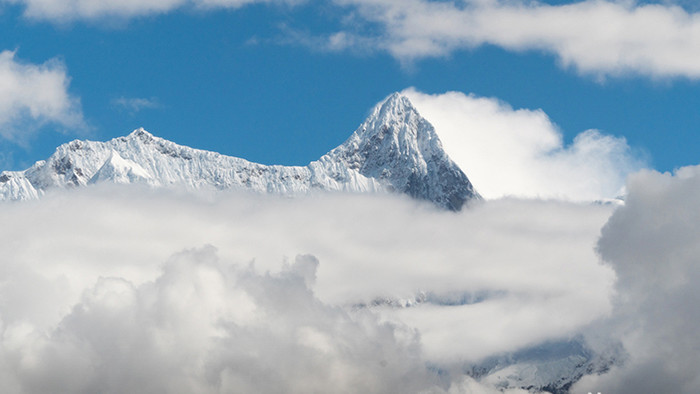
[1,0,699,180]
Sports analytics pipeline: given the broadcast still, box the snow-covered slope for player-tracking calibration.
[468,338,623,394]
[359,293,623,393]
[0,93,479,209]
[89,150,153,185]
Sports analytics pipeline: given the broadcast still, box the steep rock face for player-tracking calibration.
[320,93,478,210]
[0,93,480,209]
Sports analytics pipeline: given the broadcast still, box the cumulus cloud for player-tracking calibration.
[0,185,617,391]
[0,248,435,393]
[572,165,700,394]
[0,50,86,142]
[404,88,645,200]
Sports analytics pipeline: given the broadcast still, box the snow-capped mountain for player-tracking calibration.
[0,93,479,210]
[357,292,622,394]
[467,338,623,394]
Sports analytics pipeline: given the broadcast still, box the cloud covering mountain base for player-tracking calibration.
[3,165,700,392]
[0,249,435,394]
[0,185,619,393]
[574,165,700,394]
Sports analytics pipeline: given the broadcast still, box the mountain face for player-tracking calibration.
[0,93,480,210]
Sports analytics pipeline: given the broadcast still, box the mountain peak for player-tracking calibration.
[0,94,480,210]
[357,93,420,138]
[323,93,480,210]
[380,92,413,111]
[126,128,156,142]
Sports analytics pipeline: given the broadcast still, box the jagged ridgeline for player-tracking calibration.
[0,93,480,210]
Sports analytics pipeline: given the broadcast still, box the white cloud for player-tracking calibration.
[572,165,700,394]
[0,50,86,142]
[7,0,700,79]
[3,0,185,20]
[404,88,645,200]
[2,0,301,21]
[111,96,161,114]
[328,0,700,79]
[0,185,616,391]
[0,248,433,393]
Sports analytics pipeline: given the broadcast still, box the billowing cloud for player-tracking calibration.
[329,0,700,79]
[0,50,86,142]
[0,248,436,393]
[404,88,645,200]
[0,185,616,391]
[572,165,700,394]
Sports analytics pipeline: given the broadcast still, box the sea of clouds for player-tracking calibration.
[1,160,700,392]
[0,81,693,391]
[0,175,631,392]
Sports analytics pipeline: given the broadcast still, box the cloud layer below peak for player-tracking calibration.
[0,186,616,392]
[573,164,700,394]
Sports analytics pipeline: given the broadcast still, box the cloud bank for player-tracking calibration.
[0,186,616,392]
[573,165,700,394]
[0,51,86,142]
[405,88,645,200]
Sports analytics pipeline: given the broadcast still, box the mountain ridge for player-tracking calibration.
[0,93,480,210]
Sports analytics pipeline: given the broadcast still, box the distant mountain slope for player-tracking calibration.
[0,93,480,210]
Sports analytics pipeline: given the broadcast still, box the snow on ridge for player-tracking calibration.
[0,94,479,209]
[89,150,153,185]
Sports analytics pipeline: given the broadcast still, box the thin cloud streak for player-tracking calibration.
[1,0,303,21]
[111,96,161,114]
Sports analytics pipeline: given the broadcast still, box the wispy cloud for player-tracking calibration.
[111,96,161,114]
[0,50,86,143]
[0,150,12,169]
[6,1,700,79]
[1,0,302,21]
